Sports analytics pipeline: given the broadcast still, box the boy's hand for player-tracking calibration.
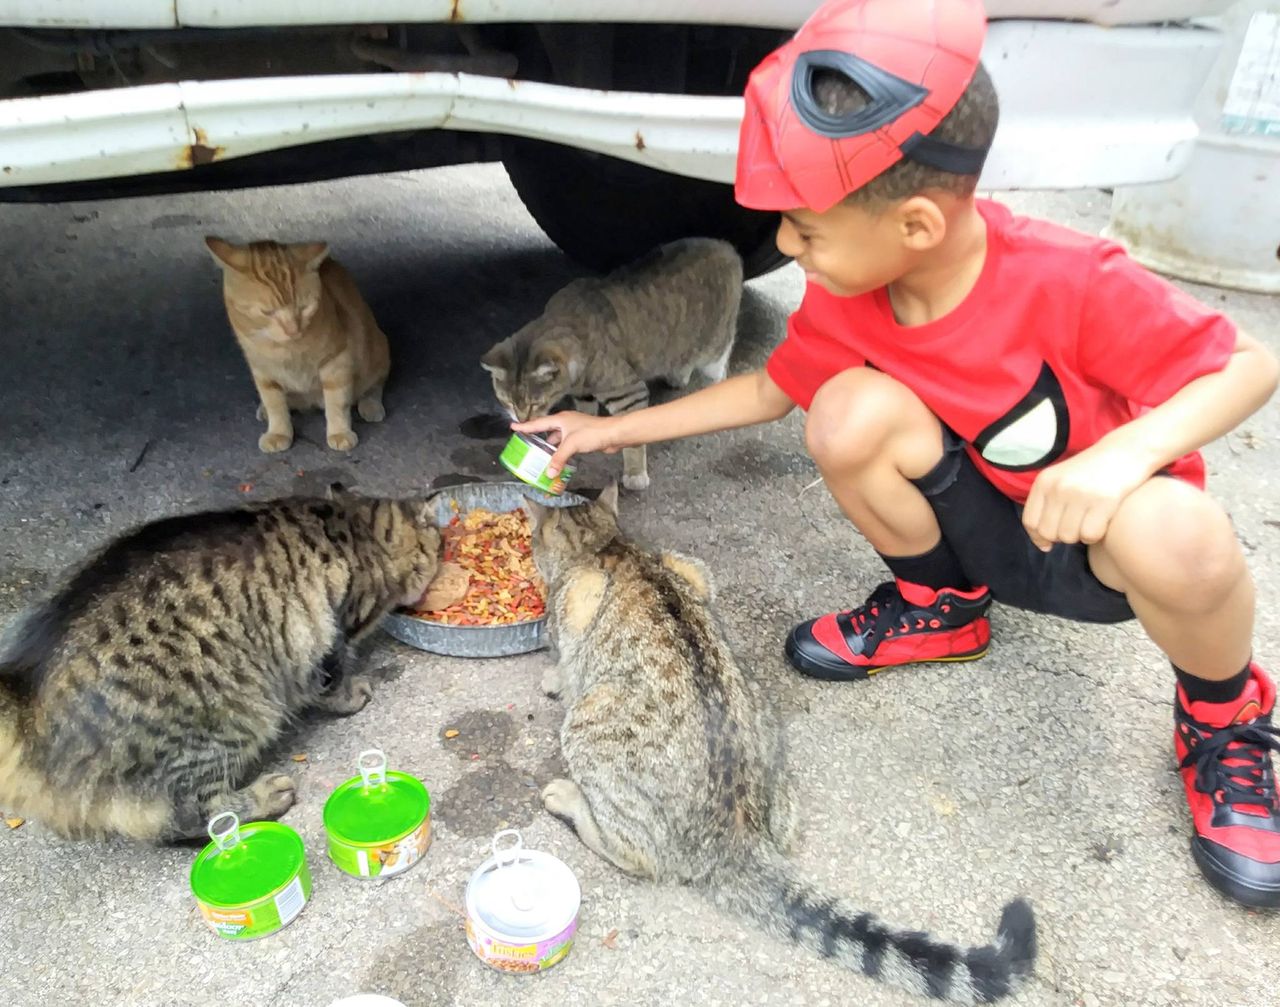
[511,412,625,477]
[1022,444,1152,551]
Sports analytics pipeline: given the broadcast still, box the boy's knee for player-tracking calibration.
[805,368,934,469]
[1106,480,1244,600]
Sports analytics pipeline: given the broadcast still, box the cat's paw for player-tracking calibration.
[318,675,374,715]
[358,398,386,423]
[259,431,294,453]
[540,667,564,699]
[249,773,297,819]
[622,472,650,492]
[541,778,584,821]
[328,429,359,452]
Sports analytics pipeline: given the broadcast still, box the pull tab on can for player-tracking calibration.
[208,811,242,852]
[492,828,524,868]
[492,829,538,911]
[358,748,388,788]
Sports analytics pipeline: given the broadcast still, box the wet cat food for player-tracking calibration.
[190,813,311,940]
[324,750,432,880]
[500,433,575,495]
[464,830,580,974]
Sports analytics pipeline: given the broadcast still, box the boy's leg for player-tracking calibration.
[1089,477,1251,676]
[1088,478,1280,908]
[787,367,993,679]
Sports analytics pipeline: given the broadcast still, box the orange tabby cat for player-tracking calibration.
[206,238,391,453]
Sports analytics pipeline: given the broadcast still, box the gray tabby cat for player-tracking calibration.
[0,492,439,842]
[527,487,1036,1004]
[481,237,742,490]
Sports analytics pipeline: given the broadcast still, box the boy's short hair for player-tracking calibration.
[811,61,999,205]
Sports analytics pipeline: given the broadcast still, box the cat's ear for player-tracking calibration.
[205,236,250,272]
[548,331,584,384]
[290,242,331,272]
[661,551,713,602]
[595,482,620,517]
[480,341,512,378]
[325,481,357,502]
[530,342,569,382]
[520,497,551,531]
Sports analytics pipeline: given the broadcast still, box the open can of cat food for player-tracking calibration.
[189,812,312,941]
[499,433,575,496]
[323,749,432,880]
[464,829,581,974]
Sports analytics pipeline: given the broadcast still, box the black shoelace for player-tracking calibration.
[843,583,913,654]
[1182,720,1280,813]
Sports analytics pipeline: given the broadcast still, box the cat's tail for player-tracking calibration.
[699,841,1035,1004]
[0,676,29,810]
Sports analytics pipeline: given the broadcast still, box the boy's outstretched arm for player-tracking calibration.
[1024,330,1279,549]
[511,368,796,477]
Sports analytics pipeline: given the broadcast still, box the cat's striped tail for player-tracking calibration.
[700,842,1035,1003]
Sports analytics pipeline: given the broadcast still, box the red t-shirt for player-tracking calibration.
[766,199,1237,503]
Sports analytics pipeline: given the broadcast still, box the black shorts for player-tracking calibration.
[912,428,1135,624]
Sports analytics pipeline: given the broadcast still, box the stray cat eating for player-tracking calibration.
[0,490,438,842]
[527,487,1036,1003]
[482,238,742,490]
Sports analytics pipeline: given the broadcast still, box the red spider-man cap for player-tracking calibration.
[736,0,989,212]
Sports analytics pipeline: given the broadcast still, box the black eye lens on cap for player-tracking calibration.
[791,49,991,177]
[792,50,928,139]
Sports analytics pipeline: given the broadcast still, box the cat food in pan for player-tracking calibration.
[464,829,580,975]
[190,812,311,941]
[499,433,575,495]
[324,749,432,880]
[383,482,585,659]
[404,506,546,627]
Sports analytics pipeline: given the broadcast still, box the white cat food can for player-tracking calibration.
[500,433,575,496]
[464,829,580,975]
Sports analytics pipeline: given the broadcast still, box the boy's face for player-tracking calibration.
[776,201,916,298]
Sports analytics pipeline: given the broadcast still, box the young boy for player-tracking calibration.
[513,0,1280,909]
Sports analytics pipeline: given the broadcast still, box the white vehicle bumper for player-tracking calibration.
[0,0,1232,30]
[0,20,1222,191]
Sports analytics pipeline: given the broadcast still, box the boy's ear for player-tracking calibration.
[205,236,250,272]
[595,482,620,516]
[290,241,330,272]
[896,196,947,252]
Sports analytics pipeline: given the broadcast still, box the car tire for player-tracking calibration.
[501,137,789,279]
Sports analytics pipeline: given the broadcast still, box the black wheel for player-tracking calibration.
[501,137,789,279]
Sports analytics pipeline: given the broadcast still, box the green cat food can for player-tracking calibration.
[500,433,575,496]
[324,749,432,880]
[190,812,311,941]
[464,829,581,975]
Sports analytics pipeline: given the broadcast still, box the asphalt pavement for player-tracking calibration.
[0,164,1276,1007]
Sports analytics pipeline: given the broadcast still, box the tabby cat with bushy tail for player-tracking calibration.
[0,491,438,842]
[527,487,1036,1004]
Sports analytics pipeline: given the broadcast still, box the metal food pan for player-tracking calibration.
[381,481,584,658]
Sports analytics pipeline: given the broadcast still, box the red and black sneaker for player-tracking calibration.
[785,578,992,681]
[1176,662,1280,908]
